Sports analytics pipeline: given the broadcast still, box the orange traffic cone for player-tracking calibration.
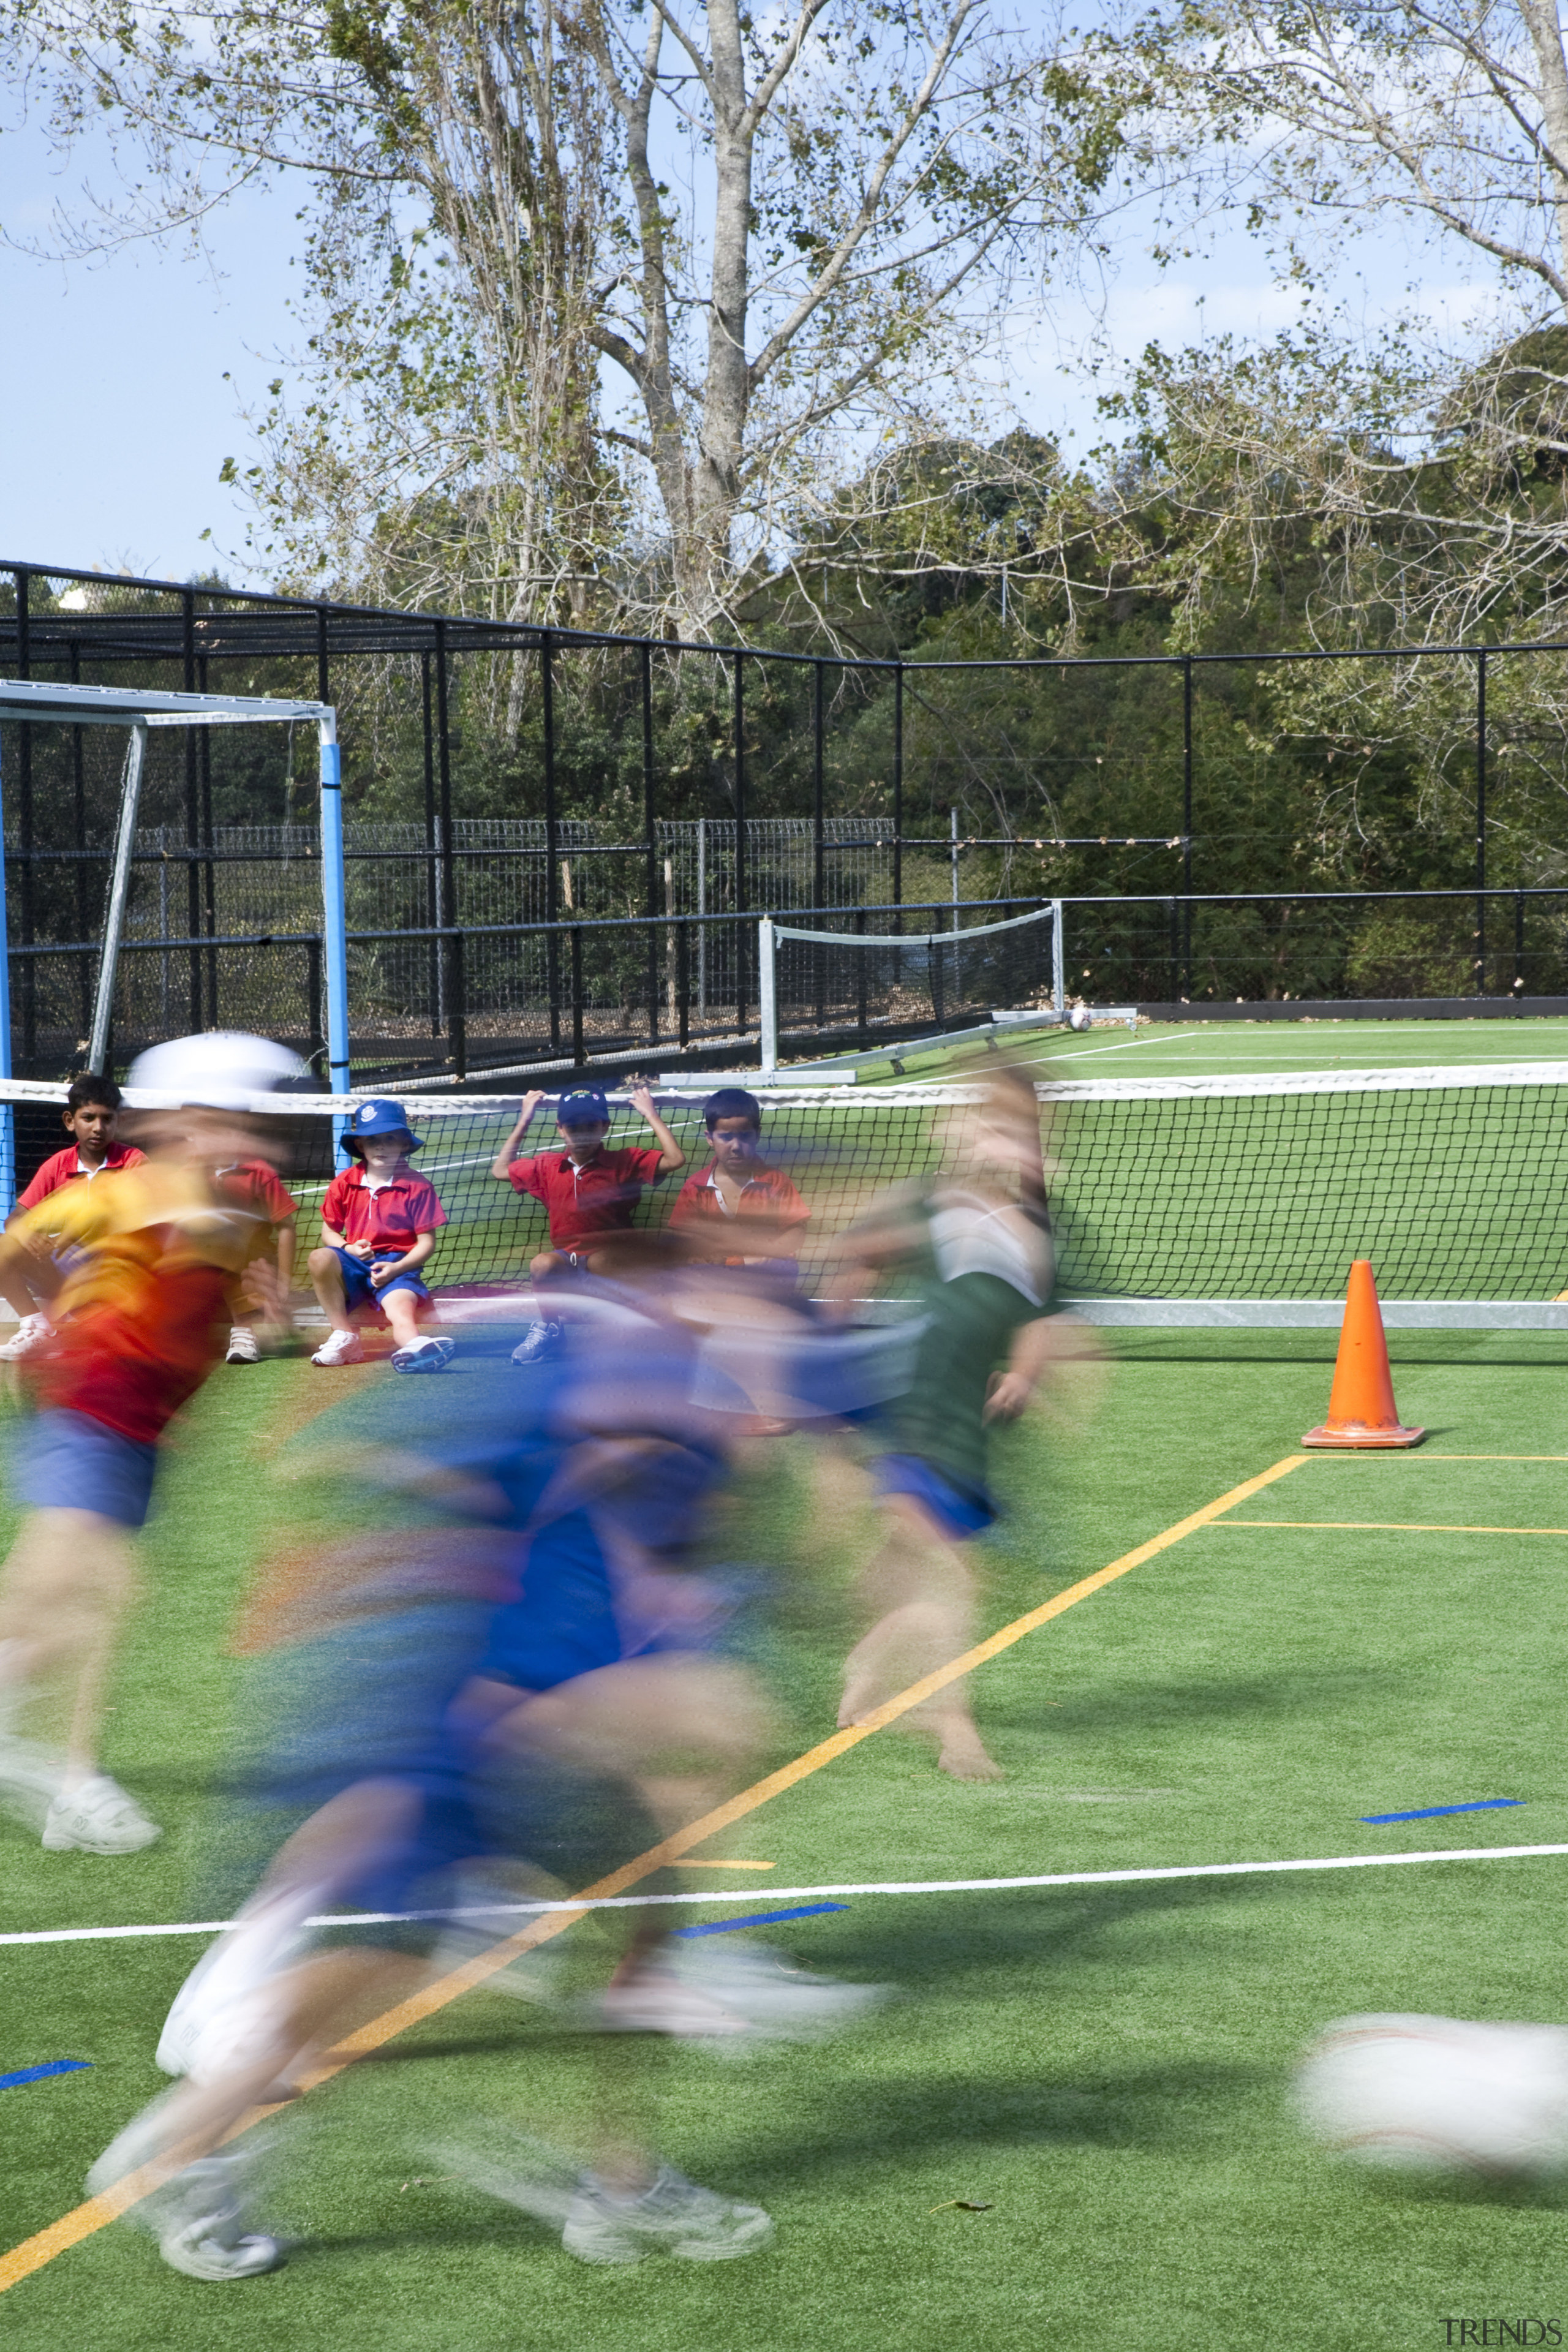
[1302,1261,1425,1449]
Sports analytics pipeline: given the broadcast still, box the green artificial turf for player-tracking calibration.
[4,1332,1568,2348]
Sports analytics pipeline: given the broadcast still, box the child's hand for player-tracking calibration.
[519,1090,547,1119]
[345,1239,375,1261]
[628,1083,655,1119]
[368,1260,398,1287]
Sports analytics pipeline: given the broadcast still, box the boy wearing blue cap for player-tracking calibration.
[489,1082,684,1359]
[309,1100,453,1373]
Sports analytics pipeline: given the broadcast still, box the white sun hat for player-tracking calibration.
[126,1032,311,1110]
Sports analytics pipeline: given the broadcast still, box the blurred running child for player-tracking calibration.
[0,1073,145,1362]
[832,1068,1063,1782]
[669,1087,808,1275]
[216,1155,298,1365]
[490,1084,684,1361]
[0,1033,306,1854]
[309,1099,452,1374]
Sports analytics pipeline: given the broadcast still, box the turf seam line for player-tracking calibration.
[0,1447,1310,2297]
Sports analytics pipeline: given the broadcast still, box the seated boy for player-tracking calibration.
[489,1084,685,1360]
[214,1156,298,1365]
[308,1101,453,1374]
[0,1074,147,1362]
[668,1088,808,1274]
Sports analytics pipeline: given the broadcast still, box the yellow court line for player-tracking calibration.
[1423,1455,1568,1463]
[1219,1519,1568,1536]
[0,1449,1311,2297]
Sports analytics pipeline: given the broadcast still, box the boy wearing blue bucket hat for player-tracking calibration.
[308,1100,453,1373]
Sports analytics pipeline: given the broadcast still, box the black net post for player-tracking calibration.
[1475,647,1487,995]
[813,660,826,908]
[570,920,585,1068]
[1515,887,1526,993]
[643,643,658,1049]
[198,648,217,1029]
[856,903,868,1047]
[932,930,945,1027]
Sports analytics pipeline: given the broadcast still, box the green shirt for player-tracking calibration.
[875,1188,1052,1493]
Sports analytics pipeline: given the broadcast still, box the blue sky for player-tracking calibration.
[0,102,1506,592]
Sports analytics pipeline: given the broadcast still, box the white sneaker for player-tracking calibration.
[225,1326,262,1366]
[42,1773,161,1853]
[311,1329,364,1368]
[595,1969,754,2038]
[562,2164,774,2264]
[0,1313,52,1362]
[673,1939,891,2041]
[389,1337,454,1374]
[510,1320,562,1366]
[160,2212,285,2281]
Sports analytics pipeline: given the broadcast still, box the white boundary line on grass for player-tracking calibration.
[6,1841,1568,1947]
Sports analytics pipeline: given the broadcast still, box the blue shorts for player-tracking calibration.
[875,1453,995,1543]
[13,1408,159,1529]
[333,1246,431,1317]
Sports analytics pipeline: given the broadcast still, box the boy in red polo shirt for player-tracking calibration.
[489,1082,684,1361]
[215,1157,298,1365]
[669,1087,808,1273]
[0,1074,146,1362]
[307,1100,453,1373]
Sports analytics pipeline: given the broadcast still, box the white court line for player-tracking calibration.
[1041,1030,1203,1061]
[5,1841,1567,1947]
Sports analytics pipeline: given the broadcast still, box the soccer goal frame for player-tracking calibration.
[0,679,350,1193]
[756,899,1068,1076]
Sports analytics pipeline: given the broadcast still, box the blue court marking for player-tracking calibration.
[1362,1799,1524,1824]
[673,1904,849,1939]
[0,2060,91,2090]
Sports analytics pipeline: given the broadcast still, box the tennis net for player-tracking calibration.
[2,1061,1565,1322]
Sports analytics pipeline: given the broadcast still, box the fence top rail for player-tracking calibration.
[9,560,1568,674]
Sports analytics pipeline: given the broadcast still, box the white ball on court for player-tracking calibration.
[1068,1005,1091,1031]
[1294,2014,1568,2176]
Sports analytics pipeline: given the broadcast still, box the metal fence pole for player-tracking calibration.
[1182,655,1193,996]
[758,916,777,1074]
[88,722,147,1074]
[813,662,825,910]
[1052,897,1066,1019]
[434,620,464,1078]
[198,646,217,1027]
[422,651,441,1035]
[1515,886,1525,993]
[0,722,15,1208]
[543,628,560,1051]
[570,921,584,1068]
[733,652,747,1030]
[1476,647,1487,995]
[69,639,90,1042]
[642,641,658,1047]
[892,662,903,932]
[15,568,33,1069]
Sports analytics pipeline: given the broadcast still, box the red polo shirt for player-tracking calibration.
[507,1145,665,1250]
[322,1163,447,1256]
[17,1140,145,1213]
[669,1159,809,1259]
